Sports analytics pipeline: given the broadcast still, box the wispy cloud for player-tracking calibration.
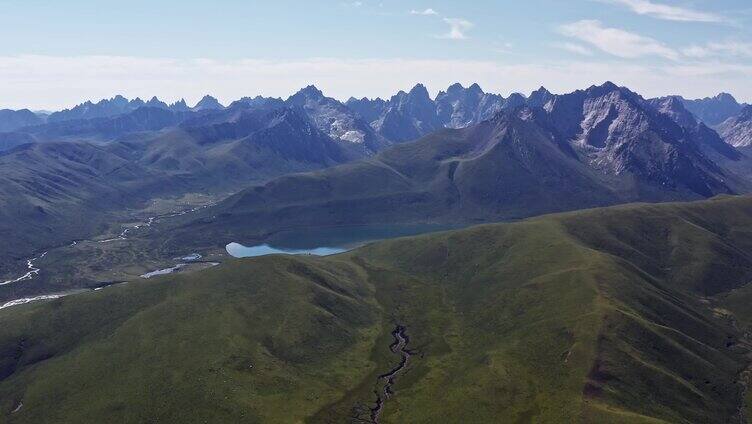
[407,8,471,40]
[683,41,752,58]
[600,0,724,23]
[553,42,594,56]
[410,8,438,15]
[440,18,473,40]
[559,20,679,60]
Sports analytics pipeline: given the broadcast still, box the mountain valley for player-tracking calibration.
[3,81,752,423]
[4,82,752,305]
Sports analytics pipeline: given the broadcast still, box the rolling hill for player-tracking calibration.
[2,195,752,422]
[0,141,189,276]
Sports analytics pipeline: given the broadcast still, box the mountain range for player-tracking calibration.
[47,94,225,123]
[2,81,752,280]
[3,83,750,147]
[162,82,752,251]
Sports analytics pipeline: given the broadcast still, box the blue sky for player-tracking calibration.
[2,0,752,109]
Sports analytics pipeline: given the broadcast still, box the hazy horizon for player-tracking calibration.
[12,77,749,115]
[3,0,752,109]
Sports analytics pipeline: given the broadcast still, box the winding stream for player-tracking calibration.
[0,202,217,310]
[0,252,47,286]
[370,325,412,423]
[98,217,155,243]
[0,294,63,310]
[98,203,213,244]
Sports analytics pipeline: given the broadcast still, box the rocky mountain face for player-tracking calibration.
[545,83,736,197]
[169,99,191,112]
[435,82,504,129]
[526,87,555,108]
[345,96,386,123]
[173,83,748,249]
[681,93,746,127]
[717,106,752,148]
[649,96,697,128]
[649,96,742,162]
[348,83,537,143]
[371,83,444,142]
[285,85,387,153]
[230,96,285,110]
[193,95,225,111]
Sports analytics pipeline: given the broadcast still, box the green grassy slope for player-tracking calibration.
[3,196,752,423]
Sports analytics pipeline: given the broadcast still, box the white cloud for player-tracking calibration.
[440,18,473,40]
[683,41,752,58]
[2,55,752,110]
[600,0,724,22]
[410,8,438,15]
[559,20,679,60]
[553,42,594,56]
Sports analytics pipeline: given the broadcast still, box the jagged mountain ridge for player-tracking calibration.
[545,83,738,197]
[166,82,749,252]
[649,96,743,161]
[7,82,751,149]
[347,82,523,142]
[285,85,388,153]
[46,94,226,123]
[680,93,747,127]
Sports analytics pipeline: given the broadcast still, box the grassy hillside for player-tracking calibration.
[0,141,192,276]
[3,196,752,423]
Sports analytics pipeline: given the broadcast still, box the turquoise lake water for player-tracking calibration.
[226,223,459,258]
[226,243,346,258]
